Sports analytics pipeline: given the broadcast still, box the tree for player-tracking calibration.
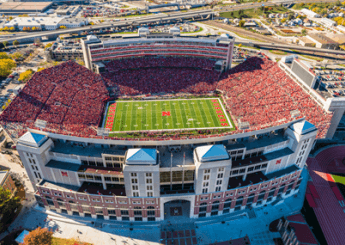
[0,187,21,231]
[37,67,45,72]
[0,52,11,59]
[288,13,294,20]
[18,70,33,82]
[301,29,307,36]
[2,41,8,49]
[281,18,287,23]
[11,52,23,60]
[13,40,19,46]
[0,59,16,77]
[23,227,53,245]
[239,20,246,27]
[44,43,52,50]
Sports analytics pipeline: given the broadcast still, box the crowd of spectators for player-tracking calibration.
[104,57,216,72]
[217,57,332,139]
[0,56,333,140]
[0,61,109,137]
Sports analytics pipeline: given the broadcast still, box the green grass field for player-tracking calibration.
[104,98,233,132]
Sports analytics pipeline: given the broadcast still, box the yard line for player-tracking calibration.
[176,100,184,129]
[205,99,220,127]
[185,100,197,129]
[195,99,208,127]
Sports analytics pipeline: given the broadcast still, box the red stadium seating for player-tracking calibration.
[0,57,334,140]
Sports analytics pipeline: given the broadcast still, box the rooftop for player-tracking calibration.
[78,165,123,176]
[78,182,125,196]
[195,144,230,162]
[52,141,127,158]
[0,171,8,185]
[46,160,80,172]
[228,171,268,188]
[159,145,194,168]
[0,2,52,11]
[308,34,338,44]
[266,164,299,179]
[38,179,79,192]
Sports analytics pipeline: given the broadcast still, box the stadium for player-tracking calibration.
[0,28,339,225]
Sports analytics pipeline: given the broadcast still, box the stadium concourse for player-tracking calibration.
[306,146,345,245]
[0,56,332,140]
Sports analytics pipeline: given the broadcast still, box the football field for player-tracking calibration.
[104,98,233,132]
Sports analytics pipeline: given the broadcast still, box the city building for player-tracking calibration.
[0,2,53,15]
[337,25,345,33]
[300,8,320,18]
[56,5,82,16]
[298,37,316,47]
[306,34,339,49]
[319,18,337,28]
[4,17,88,31]
[0,170,17,195]
[328,33,345,45]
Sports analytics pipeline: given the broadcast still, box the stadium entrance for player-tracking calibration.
[163,200,191,222]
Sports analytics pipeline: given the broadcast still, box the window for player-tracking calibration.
[199,203,207,212]
[121,210,129,216]
[112,177,119,182]
[131,179,138,184]
[133,192,139,197]
[147,192,153,197]
[108,210,116,215]
[147,207,155,216]
[34,172,38,178]
[94,176,101,181]
[217,173,223,179]
[32,159,36,164]
[106,163,113,168]
[262,164,268,168]
[146,173,152,177]
[147,185,153,190]
[216,180,222,185]
[239,169,245,173]
[255,165,260,170]
[231,170,239,175]
[134,207,142,216]
[31,165,35,170]
[248,167,254,172]
[218,167,224,172]
[146,179,152,184]
[203,175,210,181]
[132,185,138,190]
[202,188,208,194]
[203,182,209,187]
[131,173,137,177]
[215,186,221,192]
[105,200,114,203]
[204,169,210,174]
[104,177,111,181]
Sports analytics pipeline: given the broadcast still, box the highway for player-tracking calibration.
[0,10,214,43]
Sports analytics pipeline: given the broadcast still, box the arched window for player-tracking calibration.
[223,199,232,209]
[212,201,220,210]
[257,190,266,201]
[147,206,155,216]
[199,202,207,212]
[247,193,255,204]
[134,206,142,216]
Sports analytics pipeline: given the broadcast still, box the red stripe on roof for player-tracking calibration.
[326,174,334,182]
[306,193,317,208]
[308,183,320,199]
[331,186,344,201]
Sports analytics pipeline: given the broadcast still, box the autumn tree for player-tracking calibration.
[0,59,16,77]
[0,187,21,232]
[13,40,19,46]
[2,41,8,49]
[18,70,33,82]
[23,227,53,245]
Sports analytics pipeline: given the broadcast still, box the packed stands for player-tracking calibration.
[307,146,345,245]
[0,57,334,140]
[217,57,332,138]
[0,61,109,137]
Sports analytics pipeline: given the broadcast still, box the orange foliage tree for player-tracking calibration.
[23,227,53,245]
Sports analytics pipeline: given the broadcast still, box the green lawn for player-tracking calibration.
[104,98,233,132]
[220,6,289,19]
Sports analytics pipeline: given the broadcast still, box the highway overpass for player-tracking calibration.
[0,10,214,44]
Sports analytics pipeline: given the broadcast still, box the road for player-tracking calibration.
[0,10,215,44]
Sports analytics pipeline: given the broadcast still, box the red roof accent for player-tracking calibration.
[331,186,344,201]
[288,222,318,245]
[307,183,320,199]
[306,193,317,208]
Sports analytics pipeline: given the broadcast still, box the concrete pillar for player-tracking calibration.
[67,210,73,215]
[129,217,134,221]
[102,175,106,190]
[326,108,345,138]
[79,213,85,217]
[142,217,148,222]
[104,216,109,220]
[91,214,97,219]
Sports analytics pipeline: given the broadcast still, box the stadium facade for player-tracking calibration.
[2,31,337,222]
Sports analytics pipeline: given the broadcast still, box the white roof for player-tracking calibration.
[196,145,229,162]
[15,230,30,244]
[18,132,47,147]
[5,17,63,27]
[126,148,157,165]
[289,120,315,135]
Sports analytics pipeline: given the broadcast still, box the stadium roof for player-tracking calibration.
[289,120,316,135]
[196,145,229,162]
[126,148,157,165]
[18,132,47,147]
